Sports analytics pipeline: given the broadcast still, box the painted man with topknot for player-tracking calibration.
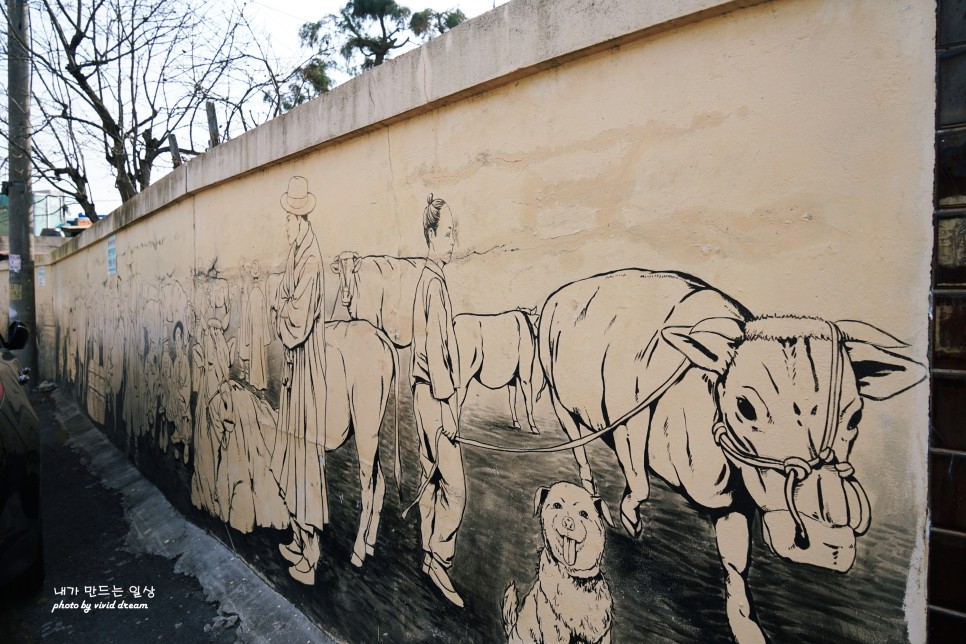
[410,193,466,608]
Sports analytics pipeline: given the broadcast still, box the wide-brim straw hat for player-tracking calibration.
[280,176,316,216]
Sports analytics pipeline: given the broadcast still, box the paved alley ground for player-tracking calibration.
[0,390,333,644]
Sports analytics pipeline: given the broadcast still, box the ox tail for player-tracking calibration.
[533,350,548,404]
[392,342,400,502]
[502,582,519,638]
[520,310,548,403]
[369,324,402,503]
[382,333,401,503]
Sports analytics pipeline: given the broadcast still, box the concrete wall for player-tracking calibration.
[35,1,934,641]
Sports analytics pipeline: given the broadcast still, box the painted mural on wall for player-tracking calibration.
[51,167,928,643]
[43,2,938,637]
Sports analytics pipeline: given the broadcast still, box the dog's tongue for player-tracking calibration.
[563,536,578,567]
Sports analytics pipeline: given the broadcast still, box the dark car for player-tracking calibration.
[0,321,43,595]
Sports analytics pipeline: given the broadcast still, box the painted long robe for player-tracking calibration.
[191,280,233,517]
[245,282,269,390]
[271,222,328,532]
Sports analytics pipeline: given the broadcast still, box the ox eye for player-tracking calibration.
[551,502,562,510]
[579,510,589,519]
[847,410,862,429]
[735,396,757,422]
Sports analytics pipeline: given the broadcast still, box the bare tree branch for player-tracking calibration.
[0,0,297,218]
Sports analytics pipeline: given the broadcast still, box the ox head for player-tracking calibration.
[663,316,925,572]
[330,251,361,309]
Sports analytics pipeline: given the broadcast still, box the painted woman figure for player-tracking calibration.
[270,176,327,585]
[237,257,252,380]
[121,276,140,437]
[245,260,270,390]
[170,321,192,462]
[190,273,233,518]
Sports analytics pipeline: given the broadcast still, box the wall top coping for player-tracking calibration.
[49,0,766,263]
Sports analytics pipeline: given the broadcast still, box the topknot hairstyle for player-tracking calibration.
[423,193,447,245]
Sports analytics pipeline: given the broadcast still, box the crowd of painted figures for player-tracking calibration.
[57,177,927,644]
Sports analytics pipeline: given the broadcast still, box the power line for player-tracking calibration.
[245,1,316,24]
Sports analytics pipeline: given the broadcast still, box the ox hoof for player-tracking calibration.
[512,420,522,431]
[620,511,642,539]
[350,552,365,568]
[620,498,644,539]
[527,425,540,435]
[365,544,375,557]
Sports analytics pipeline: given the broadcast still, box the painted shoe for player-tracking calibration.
[279,541,302,565]
[426,560,464,608]
[302,531,321,568]
[281,531,302,551]
[288,558,315,585]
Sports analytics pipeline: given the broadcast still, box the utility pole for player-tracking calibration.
[206,100,220,149]
[7,0,38,378]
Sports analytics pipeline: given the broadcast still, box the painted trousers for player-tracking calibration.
[413,383,466,569]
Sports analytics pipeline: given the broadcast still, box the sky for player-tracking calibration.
[69,0,511,215]
[244,0,507,71]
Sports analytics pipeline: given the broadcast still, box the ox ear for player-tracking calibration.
[330,260,342,274]
[662,317,745,375]
[352,256,362,273]
[533,487,550,517]
[844,342,927,402]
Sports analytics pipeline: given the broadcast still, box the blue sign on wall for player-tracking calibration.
[107,235,117,275]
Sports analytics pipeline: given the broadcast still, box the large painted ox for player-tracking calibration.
[330,252,426,348]
[208,320,397,568]
[454,311,546,433]
[315,319,398,567]
[538,269,926,644]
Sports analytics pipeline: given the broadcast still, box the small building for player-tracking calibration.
[0,189,72,236]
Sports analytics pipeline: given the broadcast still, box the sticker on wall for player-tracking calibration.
[107,236,117,275]
[10,284,22,300]
[38,267,46,287]
[9,254,21,273]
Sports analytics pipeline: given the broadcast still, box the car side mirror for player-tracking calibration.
[5,321,29,351]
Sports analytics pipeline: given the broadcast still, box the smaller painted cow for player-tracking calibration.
[330,251,426,348]
[454,311,545,433]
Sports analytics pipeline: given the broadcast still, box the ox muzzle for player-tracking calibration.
[714,321,871,572]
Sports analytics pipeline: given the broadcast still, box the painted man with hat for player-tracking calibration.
[270,175,328,585]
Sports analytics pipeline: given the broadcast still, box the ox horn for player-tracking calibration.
[836,320,908,349]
